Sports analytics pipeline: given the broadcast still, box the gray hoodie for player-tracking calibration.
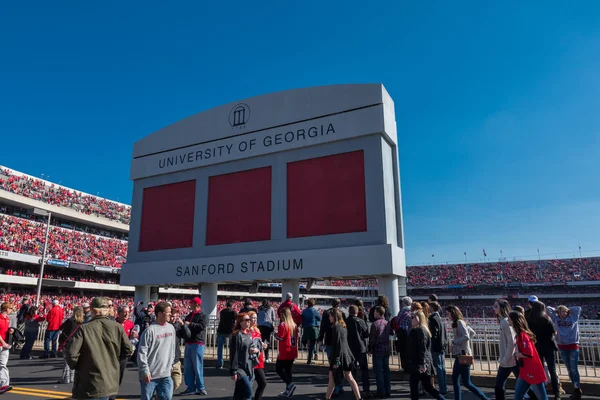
[547,306,581,346]
[137,322,177,380]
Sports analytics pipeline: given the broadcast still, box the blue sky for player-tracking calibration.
[1,2,599,265]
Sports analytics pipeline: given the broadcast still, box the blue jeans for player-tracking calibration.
[514,378,548,400]
[184,343,205,391]
[140,376,173,400]
[432,351,447,394]
[373,353,391,395]
[560,349,580,388]
[326,346,343,394]
[452,358,488,400]
[217,334,230,367]
[44,330,60,356]
[233,375,253,400]
[495,366,519,400]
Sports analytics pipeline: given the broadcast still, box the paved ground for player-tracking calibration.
[3,353,599,400]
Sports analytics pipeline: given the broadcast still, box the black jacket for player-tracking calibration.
[345,315,369,356]
[406,326,435,375]
[184,311,207,344]
[171,322,184,361]
[428,312,447,353]
[527,315,557,352]
[217,308,238,335]
[318,307,347,346]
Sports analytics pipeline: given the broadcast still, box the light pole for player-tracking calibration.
[33,208,52,307]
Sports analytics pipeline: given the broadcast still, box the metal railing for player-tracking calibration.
[29,317,600,380]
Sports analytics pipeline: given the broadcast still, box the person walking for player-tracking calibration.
[230,313,258,400]
[180,297,208,396]
[406,311,446,400]
[301,298,321,365]
[493,299,518,400]
[428,302,448,395]
[395,296,413,371]
[509,311,549,400]
[326,309,362,400]
[43,299,64,358]
[0,302,13,395]
[217,301,238,369]
[319,298,346,397]
[277,293,303,325]
[369,306,392,398]
[526,301,560,400]
[275,307,299,397]
[19,306,44,360]
[257,300,276,363]
[248,311,268,400]
[58,306,84,384]
[346,305,370,396]
[64,297,134,400]
[137,302,177,400]
[446,305,488,400]
[169,308,184,394]
[547,304,582,400]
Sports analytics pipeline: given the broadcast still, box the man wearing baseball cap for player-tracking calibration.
[43,300,64,358]
[180,297,208,396]
[64,297,134,400]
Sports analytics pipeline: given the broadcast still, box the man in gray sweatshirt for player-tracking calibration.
[137,302,177,400]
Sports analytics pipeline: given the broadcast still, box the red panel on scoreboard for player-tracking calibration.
[287,150,367,238]
[139,180,196,252]
[206,166,272,245]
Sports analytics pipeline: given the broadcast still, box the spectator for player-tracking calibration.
[0,302,13,395]
[137,301,177,400]
[181,297,208,396]
[20,306,45,360]
[369,306,392,398]
[395,296,413,371]
[368,295,391,323]
[64,297,134,400]
[493,299,517,400]
[229,313,255,400]
[59,306,84,384]
[326,309,362,400]
[277,293,302,325]
[346,305,369,396]
[43,299,64,358]
[301,298,322,365]
[216,301,237,369]
[275,308,299,397]
[257,299,276,363]
[428,301,448,395]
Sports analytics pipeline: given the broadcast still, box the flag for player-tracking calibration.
[463,252,466,256]
[431,254,434,258]
[483,249,487,257]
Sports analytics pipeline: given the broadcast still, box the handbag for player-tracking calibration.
[458,354,474,365]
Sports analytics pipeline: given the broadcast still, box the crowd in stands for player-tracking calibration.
[0,213,127,268]
[0,266,120,285]
[408,257,600,286]
[0,167,131,224]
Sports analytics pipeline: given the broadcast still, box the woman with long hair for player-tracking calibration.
[326,309,362,400]
[508,311,549,400]
[368,295,391,322]
[275,307,298,397]
[445,305,488,400]
[493,299,518,400]
[526,301,560,400]
[547,304,582,400]
[248,311,267,400]
[230,313,257,400]
[406,311,446,400]
[59,306,84,384]
[19,306,45,360]
[420,302,431,319]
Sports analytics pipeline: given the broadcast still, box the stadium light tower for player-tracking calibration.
[33,207,52,307]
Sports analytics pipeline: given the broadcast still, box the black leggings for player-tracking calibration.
[410,372,445,400]
[258,326,274,360]
[254,368,267,400]
[276,359,294,385]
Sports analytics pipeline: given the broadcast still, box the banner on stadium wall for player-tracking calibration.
[0,250,40,264]
[95,266,114,273]
[47,259,69,267]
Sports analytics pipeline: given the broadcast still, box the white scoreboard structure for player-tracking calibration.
[121,84,406,315]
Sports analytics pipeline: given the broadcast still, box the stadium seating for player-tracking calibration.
[0,167,130,224]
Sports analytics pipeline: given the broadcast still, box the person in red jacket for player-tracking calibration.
[277,293,303,325]
[43,300,64,358]
[509,311,549,400]
[276,307,299,398]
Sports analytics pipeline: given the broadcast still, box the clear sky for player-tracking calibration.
[1,2,599,265]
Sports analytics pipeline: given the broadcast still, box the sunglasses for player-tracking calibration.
[242,318,251,322]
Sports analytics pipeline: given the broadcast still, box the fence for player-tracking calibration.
[30,317,600,380]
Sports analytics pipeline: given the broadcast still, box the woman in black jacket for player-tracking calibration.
[407,311,447,400]
[526,301,560,400]
[326,309,363,400]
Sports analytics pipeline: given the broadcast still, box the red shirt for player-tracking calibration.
[46,305,64,331]
[251,328,264,369]
[275,323,298,361]
[516,332,547,385]
[0,314,9,342]
[118,319,135,337]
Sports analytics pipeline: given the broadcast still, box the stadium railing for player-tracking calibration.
[30,316,600,380]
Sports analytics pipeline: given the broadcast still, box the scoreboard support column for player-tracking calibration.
[378,275,400,317]
[200,282,218,317]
